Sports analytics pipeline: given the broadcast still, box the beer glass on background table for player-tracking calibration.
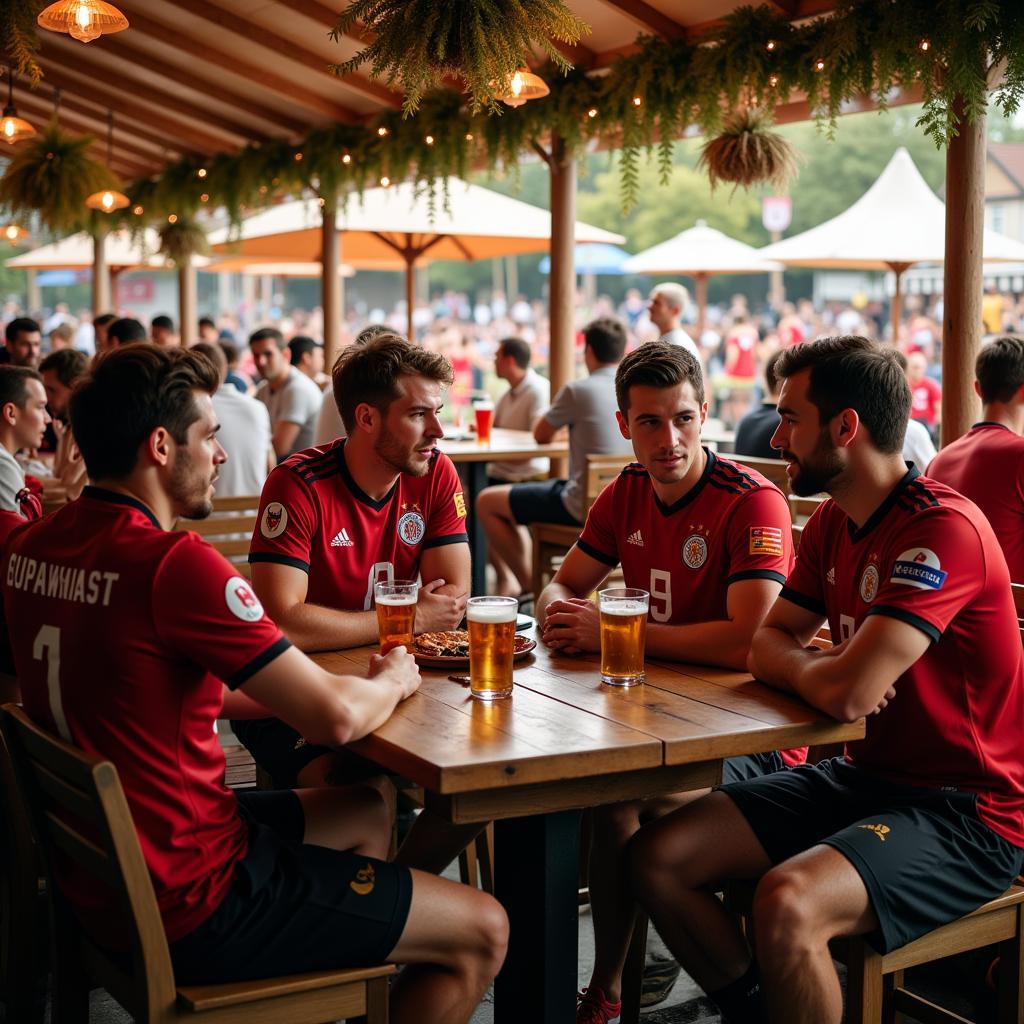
[467,595,517,700]
[374,580,419,655]
[598,587,649,686]
[474,399,494,444]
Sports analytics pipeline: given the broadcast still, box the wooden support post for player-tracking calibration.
[321,197,341,371]
[941,95,986,447]
[25,269,41,316]
[178,262,197,347]
[91,227,110,316]
[887,262,911,345]
[694,272,708,341]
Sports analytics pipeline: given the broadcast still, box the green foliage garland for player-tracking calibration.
[5,0,1024,230]
[2,0,43,84]
[329,0,588,114]
[158,215,209,265]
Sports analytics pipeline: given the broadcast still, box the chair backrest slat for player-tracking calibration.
[34,759,106,828]
[584,454,635,515]
[1012,582,1024,617]
[732,455,790,494]
[44,809,121,887]
[180,514,258,538]
[212,494,261,514]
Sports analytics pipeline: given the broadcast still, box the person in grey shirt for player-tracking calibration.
[0,366,50,514]
[477,318,633,597]
[249,327,323,459]
[649,283,701,365]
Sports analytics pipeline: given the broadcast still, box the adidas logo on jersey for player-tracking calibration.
[826,567,836,585]
[626,530,644,547]
[331,529,354,548]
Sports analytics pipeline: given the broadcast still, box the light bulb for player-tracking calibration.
[197,167,207,178]
[425,134,434,145]
[132,205,143,215]
[510,71,524,98]
[5,226,19,242]
[380,175,390,187]
[2,120,14,139]
[69,2,101,41]
[633,96,642,106]
[587,108,598,118]
[377,126,388,137]
[101,191,114,210]
[168,214,177,224]
[341,153,351,164]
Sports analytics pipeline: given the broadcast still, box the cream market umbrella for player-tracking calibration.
[6,229,209,272]
[624,220,782,335]
[758,147,1024,337]
[209,178,625,339]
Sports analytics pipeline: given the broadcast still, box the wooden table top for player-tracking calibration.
[438,428,569,463]
[312,630,863,820]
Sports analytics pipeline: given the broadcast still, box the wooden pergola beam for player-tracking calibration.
[78,35,307,137]
[161,0,402,110]
[39,37,272,146]
[594,0,685,38]
[34,63,243,154]
[115,2,359,125]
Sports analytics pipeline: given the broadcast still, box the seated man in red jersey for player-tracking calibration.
[1,346,506,1016]
[244,332,475,870]
[534,341,798,1023]
[928,335,1024,582]
[629,336,1024,1024]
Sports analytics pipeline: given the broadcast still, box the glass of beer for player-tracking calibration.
[598,587,649,686]
[374,580,419,655]
[467,595,517,700]
[474,399,494,445]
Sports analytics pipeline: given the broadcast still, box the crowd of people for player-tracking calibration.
[0,280,1022,1024]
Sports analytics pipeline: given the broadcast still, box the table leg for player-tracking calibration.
[494,810,582,1024]
[458,461,489,596]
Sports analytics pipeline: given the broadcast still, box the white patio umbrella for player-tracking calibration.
[758,147,1024,336]
[623,220,782,335]
[6,229,209,272]
[209,178,625,339]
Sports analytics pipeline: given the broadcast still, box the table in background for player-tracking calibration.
[313,633,862,1023]
[439,429,569,595]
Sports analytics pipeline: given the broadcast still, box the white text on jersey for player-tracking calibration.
[7,555,120,607]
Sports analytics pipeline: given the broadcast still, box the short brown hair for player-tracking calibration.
[332,333,454,432]
[976,336,1024,404]
[39,349,88,388]
[615,340,704,414]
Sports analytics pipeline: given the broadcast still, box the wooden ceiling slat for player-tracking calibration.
[115,2,359,125]
[93,38,308,137]
[162,0,401,110]
[40,37,271,146]
[594,0,685,38]
[36,64,240,154]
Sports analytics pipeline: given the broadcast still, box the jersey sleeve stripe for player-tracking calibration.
[248,552,311,573]
[712,462,758,489]
[225,636,292,690]
[728,569,788,586]
[779,585,826,616]
[865,604,941,643]
[422,533,469,550]
[576,537,619,566]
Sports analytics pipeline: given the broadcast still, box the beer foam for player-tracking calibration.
[377,594,417,606]
[467,601,517,624]
[601,601,648,616]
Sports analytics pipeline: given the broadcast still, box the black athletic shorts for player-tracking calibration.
[507,479,580,527]
[720,756,1024,953]
[169,789,413,984]
[231,717,336,789]
[722,750,786,784]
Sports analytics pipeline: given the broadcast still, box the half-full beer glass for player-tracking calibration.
[375,580,419,654]
[467,595,517,700]
[598,587,649,686]
[474,399,494,444]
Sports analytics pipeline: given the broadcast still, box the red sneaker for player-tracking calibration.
[576,986,622,1024]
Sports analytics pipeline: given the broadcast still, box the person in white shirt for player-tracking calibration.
[0,367,50,513]
[649,283,701,365]
[249,327,323,459]
[193,344,273,498]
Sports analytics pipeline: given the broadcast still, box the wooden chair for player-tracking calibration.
[174,495,261,579]
[530,453,634,597]
[0,704,394,1024]
[730,455,791,494]
[788,493,826,522]
[1012,582,1024,620]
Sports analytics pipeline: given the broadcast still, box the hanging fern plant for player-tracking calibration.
[157,215,208,265]
[329,0,589,114]
[0,122,120,233]
[697,107,801,192]
[2,0,42,83]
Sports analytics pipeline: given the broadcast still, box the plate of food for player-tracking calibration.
[411,629,537,668]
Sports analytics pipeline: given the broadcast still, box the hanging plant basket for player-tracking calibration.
[698,107,800,193]
[329,0,588,113]
[0,122,119,232]
[157,215,208,266]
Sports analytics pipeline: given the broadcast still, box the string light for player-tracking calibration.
[167,214,177,224]
[814,58,825,72]
[465,133,474,141]
[768,74,779,87]
[632,96,642,107]
[294,151,303,161]
[197,167,207,178]
[425,134,434,145]
[766,39,777,51]
[341,152,352,164]
[377,126,388,137]
[132,205,144,216]
[3,224,26,243]
[259,185,268,194]
[587,107,598,118]
[200,193,209,203]
[919,39,931,51]
[380,175,390,187]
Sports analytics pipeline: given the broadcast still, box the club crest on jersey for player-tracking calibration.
[890,547,947,591]
[224,577,265,622]
[682,534,708,569]
[397,502,426,546]
[859,563,880,604]
[453,492,467,519]
[260,501,288,539]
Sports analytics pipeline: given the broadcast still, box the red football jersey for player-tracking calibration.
[782,468,1024,845]
[3,487,291,944]
[910,377,941,426]
[249,439,468,610]
[927,422,1024,583]
[579,452,804,766]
